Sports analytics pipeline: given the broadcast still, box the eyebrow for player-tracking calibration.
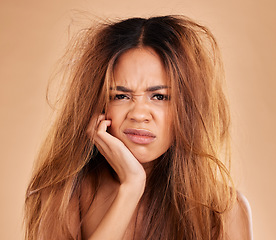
[110,85,170,92]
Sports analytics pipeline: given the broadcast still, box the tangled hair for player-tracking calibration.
[25,15,235,239]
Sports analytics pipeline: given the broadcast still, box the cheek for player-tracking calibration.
[106,107,124,135]
[157,105,171,124]
[106,104,117,121]
[107,103,129,120]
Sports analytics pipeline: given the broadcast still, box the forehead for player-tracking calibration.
[112,47,169,89]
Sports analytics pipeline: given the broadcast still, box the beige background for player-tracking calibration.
[1,0,275,239]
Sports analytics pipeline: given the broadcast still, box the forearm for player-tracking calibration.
[88,182,145,240]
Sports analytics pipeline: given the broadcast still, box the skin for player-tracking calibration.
[106,47,173,164]
[84,47,173,240]
[223,192,254,240]
[83,47,253,240]
[92,47,173,184]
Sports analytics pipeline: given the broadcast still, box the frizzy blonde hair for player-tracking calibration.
[25,15,235,239]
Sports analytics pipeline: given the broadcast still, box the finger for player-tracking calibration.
[97,119,112,134]
[96,114,106,125]
[87,114,106,137]
[94,118,113,147]
[87,114,105,130]
[94,120,113,148]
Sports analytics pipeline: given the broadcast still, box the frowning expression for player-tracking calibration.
[106,47,173,163]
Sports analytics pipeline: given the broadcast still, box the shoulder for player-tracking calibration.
[80,167,119,207]
[223,191,253,240]
[80,168,120,239]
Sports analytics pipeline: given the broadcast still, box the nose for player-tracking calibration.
[127,97,152,123]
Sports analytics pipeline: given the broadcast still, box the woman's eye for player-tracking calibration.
[152,94,169,101]
[113,94,130,100]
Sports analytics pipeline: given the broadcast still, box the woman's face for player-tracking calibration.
[106,47,173,163]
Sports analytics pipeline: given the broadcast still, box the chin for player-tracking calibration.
[126,144,169,164]
[134,155,154,163]
[131,151,161,164]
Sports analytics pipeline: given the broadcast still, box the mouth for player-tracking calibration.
[123,128,156,145]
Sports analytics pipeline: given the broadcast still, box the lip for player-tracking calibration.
[123,128,156,145]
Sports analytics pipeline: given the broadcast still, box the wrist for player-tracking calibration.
[119,179,146,199]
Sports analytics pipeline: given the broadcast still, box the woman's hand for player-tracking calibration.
[86,115,147,240]
[87,114,146,188]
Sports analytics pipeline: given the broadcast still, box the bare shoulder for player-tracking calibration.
[80,168,120,239]
[80,168,119,212]
[223,191,253,240]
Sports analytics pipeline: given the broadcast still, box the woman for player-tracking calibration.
[25,15,253,239]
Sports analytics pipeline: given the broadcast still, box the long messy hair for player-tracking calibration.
[25,15,234,239]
